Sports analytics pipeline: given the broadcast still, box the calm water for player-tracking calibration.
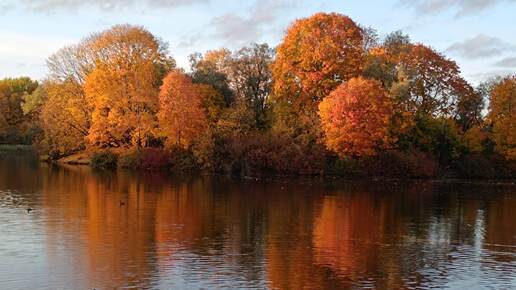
[0,154,515,290]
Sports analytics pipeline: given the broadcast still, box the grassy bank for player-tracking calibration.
[0,144,35,154]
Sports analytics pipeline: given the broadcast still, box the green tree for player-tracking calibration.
[227,43,274,130]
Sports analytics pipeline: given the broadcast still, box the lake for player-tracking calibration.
[0,154,515,289]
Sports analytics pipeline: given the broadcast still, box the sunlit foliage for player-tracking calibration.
[489,77,516,160]
[40,80,91,154]
[84,25,173,148]
[3,13,514,176]
[319,77,393,157]
[158,71,209,149]
[0,77,39,143]
[272,12,365,107]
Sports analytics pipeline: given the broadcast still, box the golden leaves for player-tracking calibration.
[489,77,516,160]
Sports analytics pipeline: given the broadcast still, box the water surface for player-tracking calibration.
[0,154,515,289]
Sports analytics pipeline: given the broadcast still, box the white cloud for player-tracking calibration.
[446,34,513,59]
[5,0,208,12]
[399,0,516,16]
[209,0,299,46]
[494,56,516,68]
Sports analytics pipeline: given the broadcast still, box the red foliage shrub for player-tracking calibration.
[119,148,171,170]
[222,133,326,176]
[402,150,440,178]
[140,148,171,170]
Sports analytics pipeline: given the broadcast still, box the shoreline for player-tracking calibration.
[1,145,514,183]
[49,157,516,185]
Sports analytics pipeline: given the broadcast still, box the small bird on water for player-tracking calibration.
[26,207,33,214]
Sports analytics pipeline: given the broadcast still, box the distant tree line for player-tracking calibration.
[0,13,514,178]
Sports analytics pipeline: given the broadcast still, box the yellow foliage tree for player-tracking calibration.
[463,126,487,153]
[489,77,516,160]
[40,80,92,154]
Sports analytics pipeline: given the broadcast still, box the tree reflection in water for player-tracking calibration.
[0,156,515,289]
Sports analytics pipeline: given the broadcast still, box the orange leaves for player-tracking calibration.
[272,12,365,107]
[158,71,209,149]
[398,44,465,117]
[489,77,516,160]
[84,25,165,148]
[318,77,393,157]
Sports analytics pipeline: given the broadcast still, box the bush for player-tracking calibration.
[328,150,439,178]
[170,147,198,172]
[118,150,141,169]
[119,148,172,170]
[453,153,495,179]
[326,155,364,177]
[91,150,118,169]
[490,155,516,179]
[402,150,440,178]
[218,133,326,177]
[140,148,171,170]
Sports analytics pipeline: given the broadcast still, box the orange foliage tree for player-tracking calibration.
[488,77,516,160]
[396,44,470,118]
[84,25,173,148]
[318,77,393,157]
[272,12,365,107]
[158,71,209,149]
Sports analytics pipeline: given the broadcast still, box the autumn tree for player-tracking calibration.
[488,76,516,160]
[365,32,473,120]
[0,77,38,143]
[271,13,366,148]
[456,85,484,131]
[364,31,478,155]
[158,71,209,149]
[196,84,226,124]
[272,12,365,106]
[226,43,274,129]
[46,38,97,84]
[318,77,393,157]
[84,24,174,148]
[189,49,233,106]
[363,31,411,89]
[395,44,471,118]
[189,44,274,137]
[463,125,488,153]
[39,80,92,154]
[29,33,104,154]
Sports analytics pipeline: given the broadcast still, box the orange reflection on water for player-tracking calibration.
[1,157,515,290]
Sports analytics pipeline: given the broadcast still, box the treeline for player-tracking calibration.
[0,13,514,178]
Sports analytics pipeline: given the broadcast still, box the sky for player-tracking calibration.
[0,0,515,85]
